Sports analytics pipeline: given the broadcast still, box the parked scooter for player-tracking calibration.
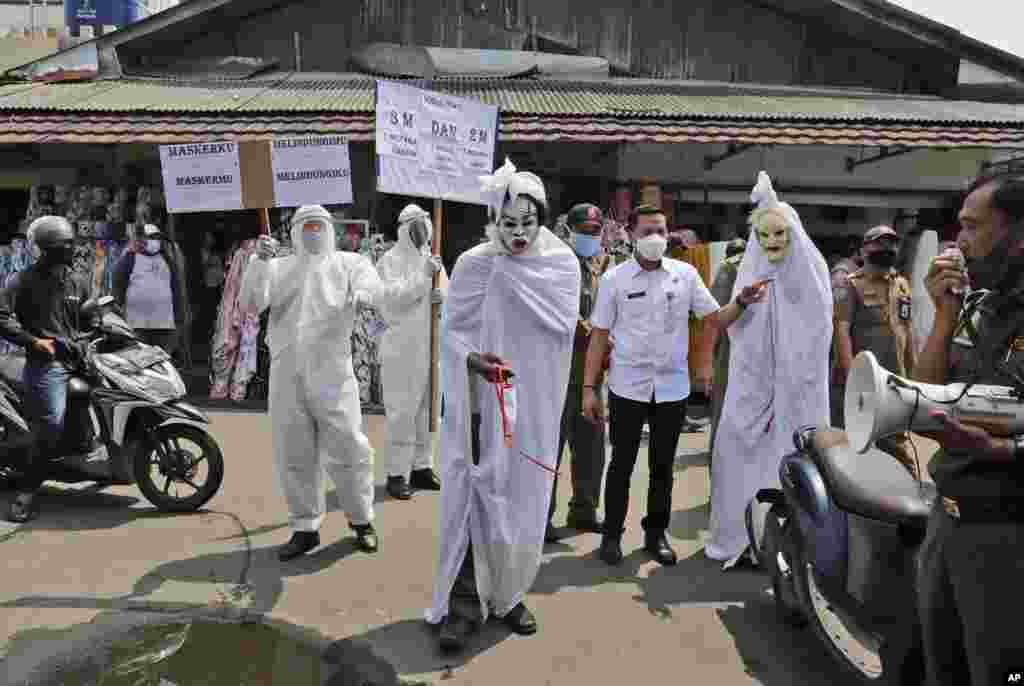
[749,426,934,685]
[0,295,223,512]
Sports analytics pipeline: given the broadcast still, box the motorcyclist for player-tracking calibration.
[0,216,92,523]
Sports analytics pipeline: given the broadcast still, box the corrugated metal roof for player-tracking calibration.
[0,74,1022,147]
[0,75,1023,124]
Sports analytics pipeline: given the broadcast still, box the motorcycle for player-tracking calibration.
[0,295,224,513]
[749,426,934,685]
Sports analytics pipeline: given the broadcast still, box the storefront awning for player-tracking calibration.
[0,73,1023,148]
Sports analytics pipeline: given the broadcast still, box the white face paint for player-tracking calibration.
[498,196,541,255]
[757,211,791,264]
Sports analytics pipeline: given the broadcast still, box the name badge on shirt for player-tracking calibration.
[626,291,646,300]
[897,297,911,322]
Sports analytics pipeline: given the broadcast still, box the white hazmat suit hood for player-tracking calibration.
[239,204,390,535]
[375,203,449,479]
[706,172,833,566]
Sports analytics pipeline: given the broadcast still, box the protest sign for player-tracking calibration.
[160,141,243,213]
[271,136,353,208]
[375,80,498,206]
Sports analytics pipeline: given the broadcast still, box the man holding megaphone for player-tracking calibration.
[910,173,1024,686]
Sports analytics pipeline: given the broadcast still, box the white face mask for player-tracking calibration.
[498,196,541,255]
[636,234,668,262]
[301,224,326,255]
[756,213,791,264]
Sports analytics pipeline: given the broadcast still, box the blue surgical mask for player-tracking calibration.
[145,240,161,254]
[572,232,601,258]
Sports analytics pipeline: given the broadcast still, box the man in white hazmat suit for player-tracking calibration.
[705,172,833,569]
[426,159,580,653]
[374,203,448,500]
[239,205,442,561]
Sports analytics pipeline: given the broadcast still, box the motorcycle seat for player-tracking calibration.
[809,427,936,528]
[0,354,25,394]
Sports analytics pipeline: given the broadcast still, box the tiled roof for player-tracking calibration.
[1,74,1023,147]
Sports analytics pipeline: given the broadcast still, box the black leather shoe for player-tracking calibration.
[502,602,537,635]
[352,523,379,553]
[566,513,603,533]
[7,492,37,524]
[644,531,678,566]
[544,524,562,543]
[278,531,320,561]
[410,468,441,491]
[386,475,412,500]
[599,536,623,565]
[439,614,476,653]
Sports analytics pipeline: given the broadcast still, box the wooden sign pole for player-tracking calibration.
[258,207,271,236]
[429,198,444,433]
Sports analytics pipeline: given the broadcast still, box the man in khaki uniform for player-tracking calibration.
[832,225,918,476]
[546,203,611,542]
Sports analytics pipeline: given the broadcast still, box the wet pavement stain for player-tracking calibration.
[13,621,330,686]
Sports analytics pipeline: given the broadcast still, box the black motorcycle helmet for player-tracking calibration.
[29,215,75,266]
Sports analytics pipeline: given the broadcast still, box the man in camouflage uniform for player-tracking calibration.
[546,203,610,542]
[832,225,918,476]
[707,237,746,470]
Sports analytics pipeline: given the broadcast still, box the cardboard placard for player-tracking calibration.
[375,80,498,206]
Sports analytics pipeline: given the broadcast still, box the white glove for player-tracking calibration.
[256,235,279,261]
[423,255,443,278]
[430,288,444,305]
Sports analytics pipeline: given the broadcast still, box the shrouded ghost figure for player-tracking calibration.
[705,172,832,569]
[426,158,580,652]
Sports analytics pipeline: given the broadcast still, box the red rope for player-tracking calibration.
[491,364,514,448]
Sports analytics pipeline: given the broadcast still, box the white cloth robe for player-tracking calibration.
[706,178,833,564]
[426,226,580,624]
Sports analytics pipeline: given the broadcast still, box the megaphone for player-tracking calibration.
[845,351,1024,454]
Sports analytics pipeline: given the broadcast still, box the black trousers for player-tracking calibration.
[548,383,606,524]
[918,502,1024,686]
[603,390,687,537]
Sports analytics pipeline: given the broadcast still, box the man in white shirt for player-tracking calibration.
[583,205,766,566]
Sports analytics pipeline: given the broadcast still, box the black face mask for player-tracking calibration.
[41,244,75,267]
[964,235,1024,292]
[865,250,897,269]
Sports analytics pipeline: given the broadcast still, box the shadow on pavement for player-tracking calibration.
[633,550,763,620]
[0,537,359,616]
[716,601,860,686]
[334,617,512,681]
[669,501,710,542]
[674,449,710,473]
[533,549,651,595]
[0,483,187,532]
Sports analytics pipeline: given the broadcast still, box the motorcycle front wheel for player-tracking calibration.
[133,424,224,512]
[795,548,899,684]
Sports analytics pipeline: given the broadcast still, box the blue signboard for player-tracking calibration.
[65,0,145,34]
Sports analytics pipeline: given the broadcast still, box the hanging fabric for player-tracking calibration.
[209,239,258,400]
[678,243,713,383]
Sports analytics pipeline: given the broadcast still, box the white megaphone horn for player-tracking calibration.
[845,351,1024,454]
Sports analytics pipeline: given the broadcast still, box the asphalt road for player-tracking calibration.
[0,410,876,685]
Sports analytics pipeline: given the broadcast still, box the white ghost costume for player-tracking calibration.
[706,172,833,566]
[375,204,449,479]
[426,160,581,624]
[239,205,424,534]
